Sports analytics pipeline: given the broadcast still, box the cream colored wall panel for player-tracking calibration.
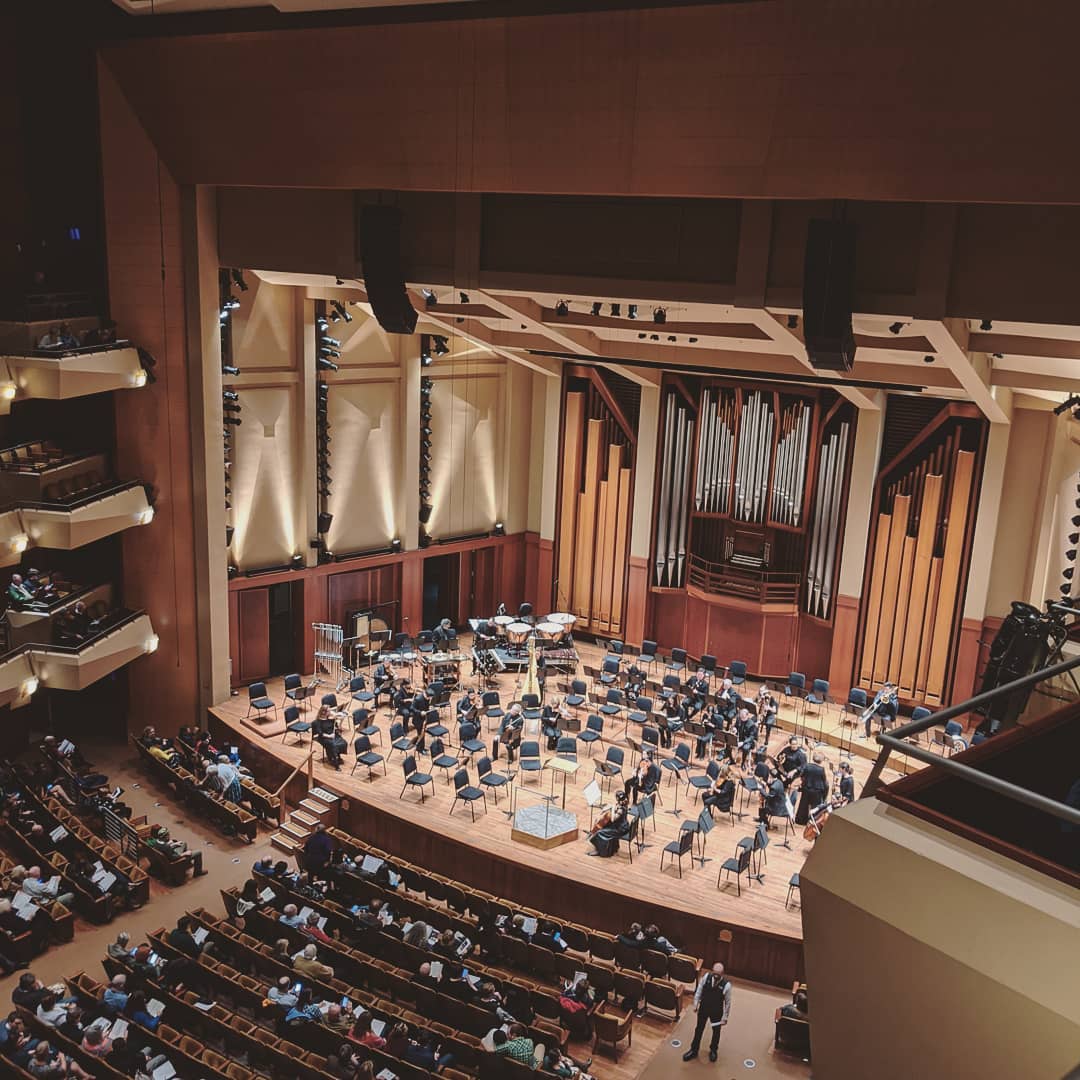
[231,385,303,569]
[428,371,502,539]
[326,380,400,553]
[336,307,399,368]
[232,277,296,370]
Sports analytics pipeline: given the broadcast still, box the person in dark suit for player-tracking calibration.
[302,824,335,880]
[777,736,807,786]
[683,963,732,1062]
[685,670,710,715]
[837,760,856,805]
[432,619,454,648]
[623,754,660,805]
[795,752,831,825]
[533,921,567,952]
[758,775,788,826]
[736,708,758,767]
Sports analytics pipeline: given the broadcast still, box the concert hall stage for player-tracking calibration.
[208,662,905,989]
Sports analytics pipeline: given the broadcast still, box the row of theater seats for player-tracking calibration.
[0,443,69,471]
[0,854,73,958]
[40,469,105,503]
[321,826,702,991]
[131,737,264,841]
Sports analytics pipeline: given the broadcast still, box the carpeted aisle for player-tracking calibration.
[637,979,811,1080]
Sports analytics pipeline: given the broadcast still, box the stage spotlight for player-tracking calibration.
[222,365,240,376]
[980,319,992,332]
[223,390,239,402]
[317,511,334,534]
[331,301,352,323]
[223,416,242,426]
[638,333,647,339]
[318,548,335,564]
[421,438,432,451]
[653,307,667,324]
[320,336,341,348]
[421,425,432,436]
[1065,567,1075,580]
[689,337,698,343]
[419,503,433,525]
[231,269,248,292]
[227,564,239,579]
[419,530,432,549]
[316,316,329,330]
[1066,549,1078,561]
[319,486,331,498]
[923,355,935,364]
[432,336,450,356]
[422,289,438,308]
[555,300,569,317]
[459,292,470,304]
[888,321,904,334]
[610,303,621,317]
[421,377,433,391]
[1072,515,1080,527]
[329,309,340,323]
[667,335,676,342]
[223,403,241,413]
[421,350,433,367]
[391,538,402,552]
[318,358,339,372]
[1070,532,1079,545]
[225,525,234,546]
[317,383,329,396]
[493,522,506,536]
[628,305,638,320]
[787,314,798,329]
[291,553,305,570]
[591,302,602,316]
[650,334,660,341]
[222,296,240,311]
[335,276,345,285]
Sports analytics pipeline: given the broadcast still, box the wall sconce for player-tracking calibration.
[144,634,160,654]
[22,676,38,697]
[9,534,28,555]
[0,384,16,401]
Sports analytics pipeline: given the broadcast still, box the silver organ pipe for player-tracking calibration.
[654,400,676,585]
[805,422,850,619]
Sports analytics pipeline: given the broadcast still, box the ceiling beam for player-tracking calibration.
[918,318,1009,423]
[969,332,1080,361]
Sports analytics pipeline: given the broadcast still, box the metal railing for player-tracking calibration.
[862,653,1080,827]
[687,554,801,603]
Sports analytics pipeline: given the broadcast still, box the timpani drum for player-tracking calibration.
[546,612,577,630]
[534,621,562,642]
[506,621,533,646]
[492,615,515,636]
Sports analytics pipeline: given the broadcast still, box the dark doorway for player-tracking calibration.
[422,553,459,631]
[466,547,497,619]
[268,581,295,676]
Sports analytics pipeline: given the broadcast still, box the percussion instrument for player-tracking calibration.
[546,612,576,629]
[534,621,562,642]
[492,615,515,634]
[506,621,532,646]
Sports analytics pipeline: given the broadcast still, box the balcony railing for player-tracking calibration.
[686,554,801,604]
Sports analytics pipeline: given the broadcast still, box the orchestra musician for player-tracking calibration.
[795,751,832,825]
[623,663,646,698]
[735,707,758,767]
[756,686,778,748]
[837,760,856,805]
[623,752,660,806]
[499,702,524,740]
[702,763,736,815]
[777,735,808,786]
[432,617,454,648]
[715,678,738,726]
[694,703,719,760]
[313,705,348,769]
[371,661,392,706]
[456,690,477,722]
[684,669,710,715]
[758,771,788,826]
[862,682,898,739]
[587,791,632,857]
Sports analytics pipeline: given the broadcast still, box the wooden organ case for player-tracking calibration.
[555,370,637,638]
[649,377,855,678]
[855,401,987,708]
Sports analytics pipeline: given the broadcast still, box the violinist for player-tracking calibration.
[588,791,632,857]
[456,690,477,722]
[623,752,660,806]
[777,735,807,786]
[314,705,347,769]
[702,763,736,815]
[658,698,681,749]
[756,686,778,748]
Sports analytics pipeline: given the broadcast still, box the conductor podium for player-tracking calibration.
[510,782,579,851]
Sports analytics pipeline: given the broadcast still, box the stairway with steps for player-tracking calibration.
[271,785,340,854]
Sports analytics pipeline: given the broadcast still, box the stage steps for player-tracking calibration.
[270,787,338,854]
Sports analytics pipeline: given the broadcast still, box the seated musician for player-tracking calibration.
[623,663,646,698]
[863,682,898,739]
[752,749,774,785]
[371,661,392,704]
[715,678,738,726]
[588,791,632,857]
[694,703,718,759]
[391,680,412,718]
[432,617,454,649]
[685,669,710,714]
[736,707,759,767]
[456,690,477,721]
[703,763,736,815]
[758,772,788,826]
[657,700,680,749]
[499,702,524,739]
[313,706,347,769]
[623,752,660,806]
[756,686,778,748]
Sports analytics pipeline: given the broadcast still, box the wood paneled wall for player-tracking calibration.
[856,405,986,706]
[556,378,634,636]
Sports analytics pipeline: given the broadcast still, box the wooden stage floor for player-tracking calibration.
[210,640,906,945]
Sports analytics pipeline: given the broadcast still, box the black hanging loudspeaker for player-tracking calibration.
[802,218,857,372]
[357,205,417,335]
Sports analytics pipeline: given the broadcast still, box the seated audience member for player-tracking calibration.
[8,575,45,610]
[278,903,303,928]
[411,961,441,992]
[779,987,809,1021]
[403,1028,454,1074]
[322,1002,354,1037]
[534,920,568,952]
[12,973,48,1011]
[105,932,131,962]
[493,1024,535,1064]
[349,1011,386,1049]
[104,1037,142,1075]
[27,1039,93,1080]
[267,976,297,1011]
[0,898,42,964]
[79,1025,111,1058]
[302,910,333,945]
[293,943,334,980]
[642,923,678,955]
[21,867,75,909]
[543,1047,596,1080]
[272,939,295,967]
[81,320,117,348]
[123,990,159,1031]
[559,978,598,1040]
[35,994,68,1028]
[37,327,63,350]
[167,916,201,957]
[101,976,129,1015]
[145,825,206,877]
[285,987,324,1025]
[402,919,432,949]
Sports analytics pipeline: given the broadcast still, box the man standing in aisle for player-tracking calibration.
[682,962,732,1063]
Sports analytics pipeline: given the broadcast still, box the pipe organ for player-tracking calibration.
[653,379,853,620]
[555,375,635,637]
[656,393,695,588]
[855,404,986,706]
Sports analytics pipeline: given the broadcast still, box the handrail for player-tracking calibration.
[861,652,1080,827]
[274,747,316,823]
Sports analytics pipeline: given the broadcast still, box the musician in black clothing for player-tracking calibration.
[623,754,660,805]
[758,774,788,826]
[756,687,778,748]
[837,760,856,805]
[777,736,807,785]
[735,708,758,767]
[694,704,718,759]
[456,691,476,721]
[715,679,738,726]
[685,670,710,715]
[432,618,454,648]
[863,682,898,738]
[313,708,347,768]
[795,752,831,825]
[623,664,646,698]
